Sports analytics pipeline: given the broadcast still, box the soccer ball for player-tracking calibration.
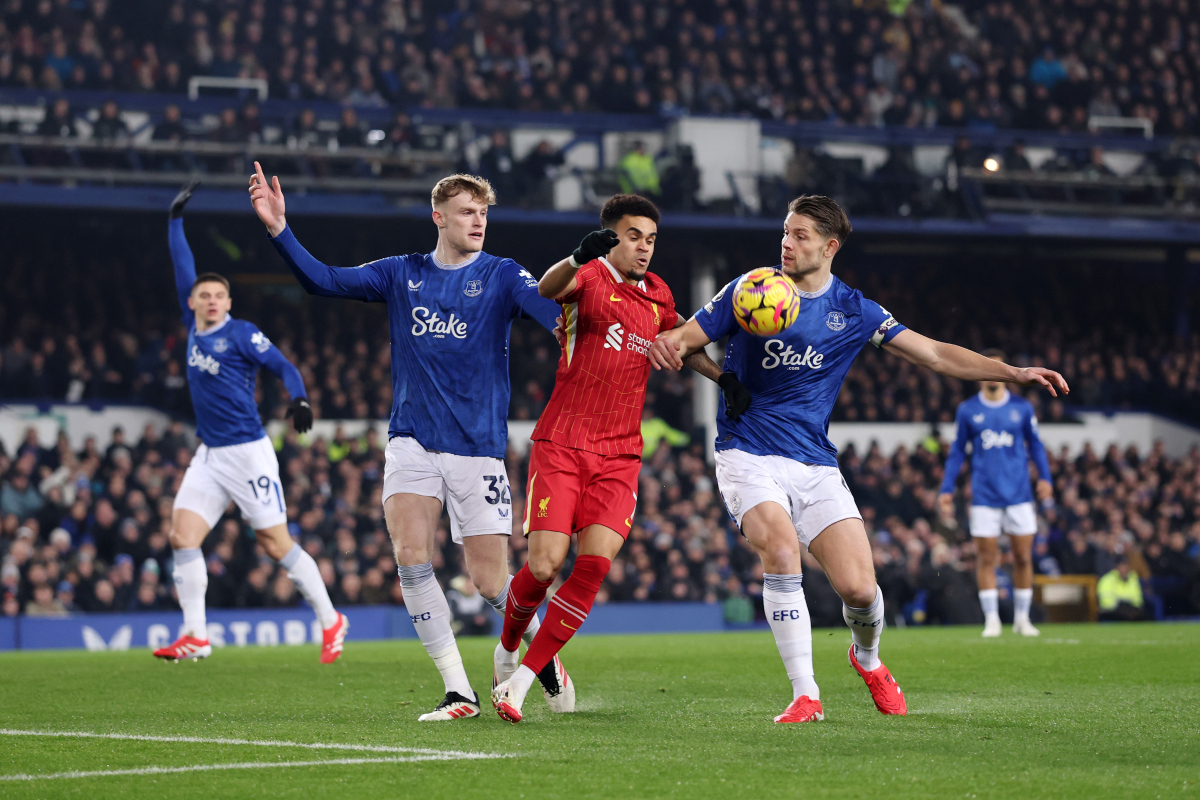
[731,268,801,336]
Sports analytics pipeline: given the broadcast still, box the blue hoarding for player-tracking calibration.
[3,602,726,652]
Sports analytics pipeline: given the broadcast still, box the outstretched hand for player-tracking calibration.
[169,179,200,218]
[1013,367,1070,397]
[248,161,287,237]
[648,334,684,371]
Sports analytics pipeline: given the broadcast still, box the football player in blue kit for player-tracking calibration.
[249,164,573,721]
[155,181,348,665]
[650,195,1069,723]
[939,348,1054,638]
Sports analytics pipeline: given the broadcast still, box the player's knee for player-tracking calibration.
[471,573,506,600]
[526,551,563,583]
[842,580,878,610]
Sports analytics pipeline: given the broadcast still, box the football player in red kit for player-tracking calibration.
[490,194,729,722]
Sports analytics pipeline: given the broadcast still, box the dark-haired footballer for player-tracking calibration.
[490,194,730,722]
[156,181,347,665]
[650,195,1070,724]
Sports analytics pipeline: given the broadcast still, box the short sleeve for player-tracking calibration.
[861,298,906,348]
[693,278,739,341]
[560,261,592,305]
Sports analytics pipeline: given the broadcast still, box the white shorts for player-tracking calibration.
[383,436,512,544]
[969,503,1037,538]
[174,436,287,531]
[714,449,861,548]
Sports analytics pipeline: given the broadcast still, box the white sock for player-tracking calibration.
[763,574,819,701]
[1013,588,1033,621]
[979,588,1000,620]
[399,562,473,699]
[483,575,542,648]
[842,585,884,672]
[280,544,338,629]
[508,664,537,707]
[172,548,207,639]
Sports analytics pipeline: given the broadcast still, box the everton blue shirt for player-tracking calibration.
[694,272,905,467]
[940,391,1052,507]
[270,226,560,459]
[170,219,307,448]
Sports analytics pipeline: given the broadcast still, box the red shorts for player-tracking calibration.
[523,440,641,539]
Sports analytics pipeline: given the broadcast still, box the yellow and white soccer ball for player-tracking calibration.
[731,268,801,336]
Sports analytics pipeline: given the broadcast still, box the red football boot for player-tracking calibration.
[848,645,907,715]
[153,635,212,662]
[774,695,825,723]
[320,613,349,664]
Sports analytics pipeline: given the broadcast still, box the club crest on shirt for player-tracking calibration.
[464,279,483,297]
[1010,409,1021,422]
[825,311,846,331]
[212,338,229,353]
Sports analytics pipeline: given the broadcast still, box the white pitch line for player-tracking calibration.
[0,755,471,782]
[0,729,504,760]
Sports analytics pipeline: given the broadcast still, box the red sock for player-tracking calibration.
[522,555,611,675]
[500,564,553,652]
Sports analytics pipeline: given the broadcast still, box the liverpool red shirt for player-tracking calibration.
[532,257,676,457]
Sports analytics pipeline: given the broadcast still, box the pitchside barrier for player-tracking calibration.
[0,603,726,652]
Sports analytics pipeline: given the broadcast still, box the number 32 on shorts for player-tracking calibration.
[483,474,511,506]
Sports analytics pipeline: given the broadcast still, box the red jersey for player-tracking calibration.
[532,257,676,457]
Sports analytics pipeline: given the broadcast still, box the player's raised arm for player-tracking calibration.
[539,229,619,299]
[505,263,564,332]
[167,180,201,321]
[649,317,711,371]
[248,161,389,302]
[883,329,1070,397]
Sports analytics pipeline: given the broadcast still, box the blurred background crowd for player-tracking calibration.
[3,415,1198,626]
[2,0,1198,131]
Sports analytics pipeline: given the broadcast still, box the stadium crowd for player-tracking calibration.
[2,0,1199,133]
[2,414,1198,624]
[2,216,1196,428]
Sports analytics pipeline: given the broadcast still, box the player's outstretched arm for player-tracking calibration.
[539,229,619,299]
[648,318,711,371]
[248,161,386,302]
[167,180,201,321]
[1023,410,1054,501]
[883,329,1070,397]
[668,314,722,382]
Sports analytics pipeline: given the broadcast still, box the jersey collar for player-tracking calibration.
[429,249,482,270]
[978,389,1011,408]
[797,274,834,300]
[195,313,231,337]
[600,256,646,291]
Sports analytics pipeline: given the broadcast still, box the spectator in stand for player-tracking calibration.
[1097,557,1145,621]
[618,141,661,198]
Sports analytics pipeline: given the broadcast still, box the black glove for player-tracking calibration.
[718,371,751,421]
[571,229,620,265]
[286,397,313,433]
[169,179,201,218]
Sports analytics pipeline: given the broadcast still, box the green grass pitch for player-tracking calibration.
[1,624,1197,799]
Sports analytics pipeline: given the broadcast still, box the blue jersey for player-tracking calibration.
[940,391,1052,507]
[270,226,559,459]
[170,219,307,448]
[695,272,905,467]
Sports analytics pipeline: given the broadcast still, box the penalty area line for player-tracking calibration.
[0,755,477,782]
[0,728,506,760]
